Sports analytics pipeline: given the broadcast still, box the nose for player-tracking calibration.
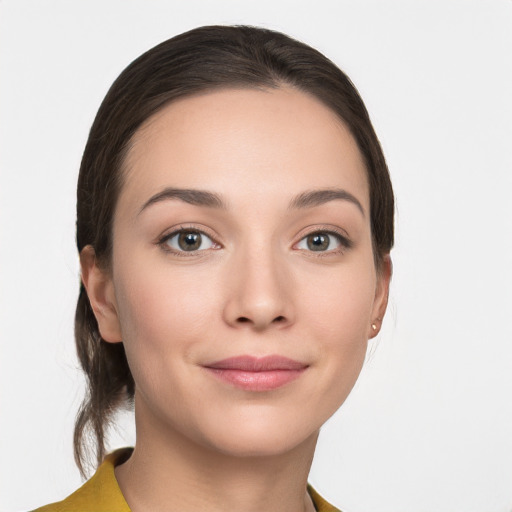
[222,247,295,331]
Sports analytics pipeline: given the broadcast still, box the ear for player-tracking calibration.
[368,254,392,339]
[80,245,123,343]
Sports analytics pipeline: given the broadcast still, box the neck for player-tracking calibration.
[115,395,318,512]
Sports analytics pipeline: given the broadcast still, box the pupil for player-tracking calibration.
[308,234,328,251]
[178,232,201,251]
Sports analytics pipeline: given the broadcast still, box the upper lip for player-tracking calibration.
[204,355,307,371]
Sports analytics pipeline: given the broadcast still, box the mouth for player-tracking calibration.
[203,355,308,391]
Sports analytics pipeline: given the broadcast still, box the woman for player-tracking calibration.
[34,25,393,512]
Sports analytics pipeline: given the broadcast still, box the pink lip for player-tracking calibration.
[203,355,308,391]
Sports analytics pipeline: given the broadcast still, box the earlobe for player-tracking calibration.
[80,245,123,343]
[369,254,392,339]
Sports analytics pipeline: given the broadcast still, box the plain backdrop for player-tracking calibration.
[1,1,511,511]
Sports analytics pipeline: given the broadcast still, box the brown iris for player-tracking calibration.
[178,231,202,251]
[307,233,330,251]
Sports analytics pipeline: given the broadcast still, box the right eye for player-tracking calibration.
[159,229,218,254]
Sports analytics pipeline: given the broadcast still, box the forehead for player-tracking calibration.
[120,87,369,213]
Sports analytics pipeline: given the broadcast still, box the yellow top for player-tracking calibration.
[32,448,340,512]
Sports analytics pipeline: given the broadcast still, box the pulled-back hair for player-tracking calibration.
[74,24,394,477]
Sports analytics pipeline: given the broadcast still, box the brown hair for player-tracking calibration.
[74,24,394,476]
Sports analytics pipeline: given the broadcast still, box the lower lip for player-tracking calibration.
[205,368,306,391]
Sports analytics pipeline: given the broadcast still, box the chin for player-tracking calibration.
[194,410,320,459]
[208,431,317,459]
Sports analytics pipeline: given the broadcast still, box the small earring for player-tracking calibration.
[371,323,377,331]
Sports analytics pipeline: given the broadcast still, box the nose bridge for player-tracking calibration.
[244,242,284,299]
[223,235,293,330]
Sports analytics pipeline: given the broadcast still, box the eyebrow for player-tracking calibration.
[139,188,227,214]
[288,188,365,216]
[139,187,365,216]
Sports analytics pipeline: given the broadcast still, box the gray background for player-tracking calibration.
[1,1,511,511]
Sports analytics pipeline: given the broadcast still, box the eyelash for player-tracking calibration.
[157,225,220,257]
[295,227,353,256]
[156,225,352,257]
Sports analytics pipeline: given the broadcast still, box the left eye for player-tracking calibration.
[163,230,216,252]
[296,232,343,252]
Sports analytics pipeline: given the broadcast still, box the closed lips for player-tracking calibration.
[204,355,308,371]
[203,356,308,391]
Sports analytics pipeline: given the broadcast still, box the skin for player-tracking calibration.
[81,87,391,512]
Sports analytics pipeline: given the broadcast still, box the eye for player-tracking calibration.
[296,231,349,253]
[160,229,218,253]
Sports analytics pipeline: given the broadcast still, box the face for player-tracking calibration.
[84,87,390,457]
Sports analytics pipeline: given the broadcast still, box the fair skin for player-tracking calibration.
[81,87,391,512]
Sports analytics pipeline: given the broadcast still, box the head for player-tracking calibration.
[74,25,394,475]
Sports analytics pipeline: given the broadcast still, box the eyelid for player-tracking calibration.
[155,223,352,257]
[156,224,222,255]
[293,225,353,254]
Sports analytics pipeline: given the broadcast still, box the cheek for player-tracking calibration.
[112,262,226,428]
[296,261,376,400]
[299,259,377,341]
[113,259,220,367]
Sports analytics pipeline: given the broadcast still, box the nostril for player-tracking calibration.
[235,316,285,325]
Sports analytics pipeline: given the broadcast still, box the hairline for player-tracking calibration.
[104,87,381,271]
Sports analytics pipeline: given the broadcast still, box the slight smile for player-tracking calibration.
[203,355,309,392]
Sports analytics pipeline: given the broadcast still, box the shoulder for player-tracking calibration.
[32,448,340,512]
[31,448,133,512]
[308,484,342,512]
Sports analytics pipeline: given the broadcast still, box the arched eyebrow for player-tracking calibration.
[288,188,365,216]
[139,188,226,214]
[139,187,365,217]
